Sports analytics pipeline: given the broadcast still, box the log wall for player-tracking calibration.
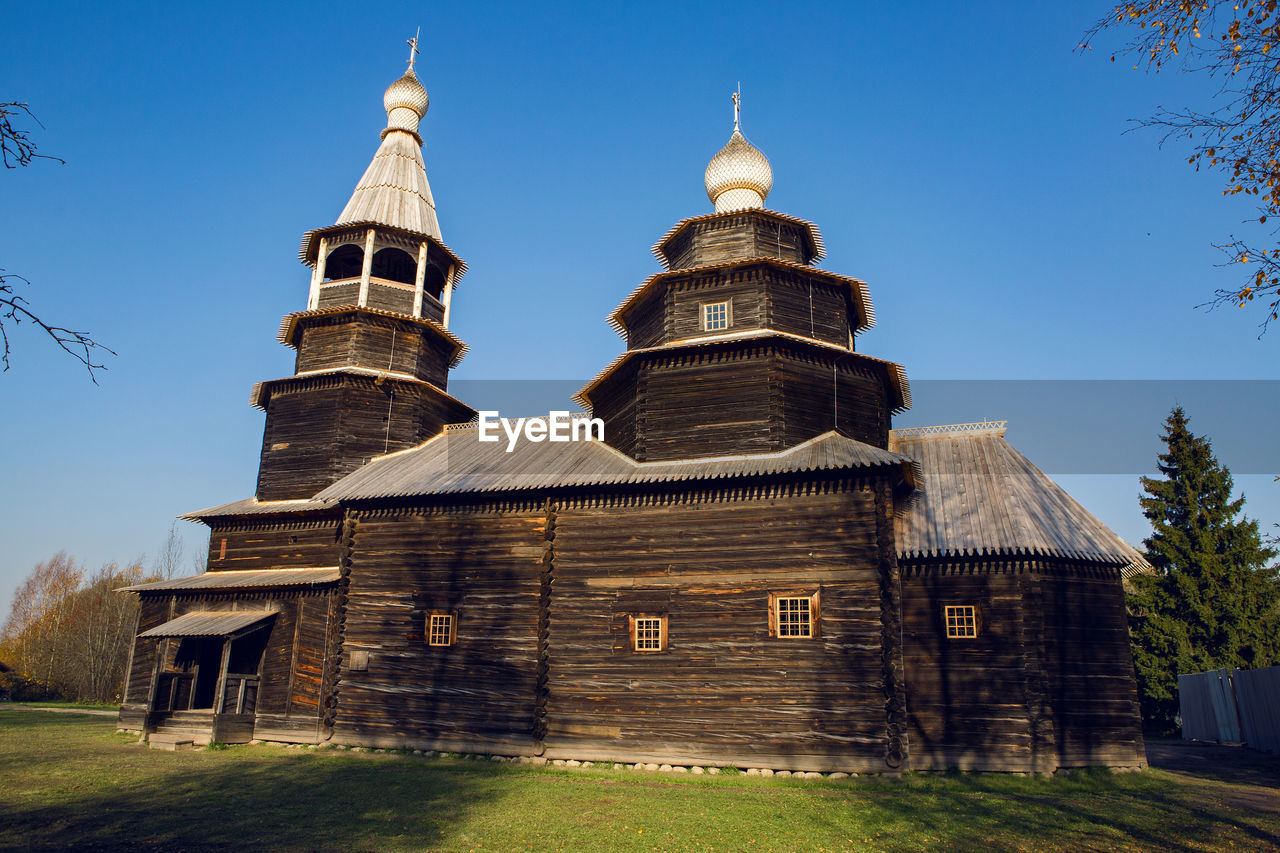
[255,376,473,500]
[117,588,336,742]
[329,506,546,754]
[294,314,453,386]
[205,517,343,572]
[899,559,1145,772]
[660,214,814,269]
[546,480,903,772]
[594,343,893,461]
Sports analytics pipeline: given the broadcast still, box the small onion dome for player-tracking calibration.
[383,68,429,135]
[704,128,772,213]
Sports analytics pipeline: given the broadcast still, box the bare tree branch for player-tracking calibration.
[0,102,65,169]
[1080,1,1280,336]
[1,269,115,382]
[1,101,112,379]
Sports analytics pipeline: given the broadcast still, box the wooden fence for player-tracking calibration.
[1179,666,1280,752]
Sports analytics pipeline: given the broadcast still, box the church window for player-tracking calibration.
[427,612,457,647]
[702,300,731,331]
[944,605,979,639]
[629,615,667,652]
[770,593,818,639]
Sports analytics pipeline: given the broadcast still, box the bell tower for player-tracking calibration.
[252,42,475,500]
[577,93,909,461]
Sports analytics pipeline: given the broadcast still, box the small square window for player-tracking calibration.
[770,593,818,639]
[427,612,457,647]
[702,301,730,331]
[629,615,667,652]
[944,605,978,639]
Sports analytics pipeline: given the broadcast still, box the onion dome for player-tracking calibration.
[383,69,429,136]
[705,126,772,213]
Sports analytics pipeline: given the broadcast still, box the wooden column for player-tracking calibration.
[441,264,456,329]
[412,241,428,318]
[213,637,232,714]
[308,237,329,310]
[358,229,375,307]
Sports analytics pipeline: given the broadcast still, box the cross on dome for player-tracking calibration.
[407,27,420,71]
[705,88,773,213]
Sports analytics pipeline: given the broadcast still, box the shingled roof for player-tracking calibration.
[315,425,916,501]
[889,422,1147,573]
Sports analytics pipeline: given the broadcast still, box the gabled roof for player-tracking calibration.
[607,257,874,340]
[650,209,827,269]
[890,422,1149,573]
[336,129,441,238]
[315,427,917,502]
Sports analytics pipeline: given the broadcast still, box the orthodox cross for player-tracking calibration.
[407,27,421,71]
[732,84,741,131]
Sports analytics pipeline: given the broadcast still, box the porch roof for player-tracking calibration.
[121,567,341,592]
[138,610,278,639]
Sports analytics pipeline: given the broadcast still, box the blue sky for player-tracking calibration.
[2,1,1276,614]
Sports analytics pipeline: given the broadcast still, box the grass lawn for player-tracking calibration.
[7,700,120,712]
[1,710,1277,852]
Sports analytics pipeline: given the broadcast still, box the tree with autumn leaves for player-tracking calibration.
[1084,0,1280,334]
[1129,406,1280,732]
[0,553,157,703]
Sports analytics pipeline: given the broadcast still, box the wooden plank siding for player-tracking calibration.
[661,214,814,270]
[899,559,1144,772]
[596,342,893,461]
[117,596,173,729]
[205,518,343,572]
[621,267,851,352]
[293,314,454,386]
[117,589,334,742]
[255,376,473,500]
[328,506,546,754]
[545,480,904,772]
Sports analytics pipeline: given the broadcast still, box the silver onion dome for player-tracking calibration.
[383,69,429,135]
[705,128,772,213]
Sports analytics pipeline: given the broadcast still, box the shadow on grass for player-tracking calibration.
[1144,737,1280,788]
[803,768,1280,853]
[6,747,513,851]
[4,712,1280,852]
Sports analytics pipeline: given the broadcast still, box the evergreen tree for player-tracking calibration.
[1129,407,1280,734]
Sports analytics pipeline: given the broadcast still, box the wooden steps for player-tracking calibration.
[149,710,214,747]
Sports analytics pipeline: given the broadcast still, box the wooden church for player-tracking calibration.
[118,50,1147,773]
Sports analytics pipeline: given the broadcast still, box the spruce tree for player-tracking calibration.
[1129,406,1280,733]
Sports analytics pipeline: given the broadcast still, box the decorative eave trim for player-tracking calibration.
[650,209,827,268]
[890,421,1008,442]
[897,545,1145,575]
[248,368,474,413]
[276,305,468,367]
[572,329,910,413]
[297,222,468,286]
[606,257,874,340]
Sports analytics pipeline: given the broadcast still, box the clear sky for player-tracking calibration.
[2,1,1277,615]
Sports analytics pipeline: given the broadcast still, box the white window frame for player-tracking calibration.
[702,300,731,332]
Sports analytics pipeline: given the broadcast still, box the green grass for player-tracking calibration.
[6,699,119,712]
[1,710,1277,852]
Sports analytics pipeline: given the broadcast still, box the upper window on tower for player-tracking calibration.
[703,301,731,332]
